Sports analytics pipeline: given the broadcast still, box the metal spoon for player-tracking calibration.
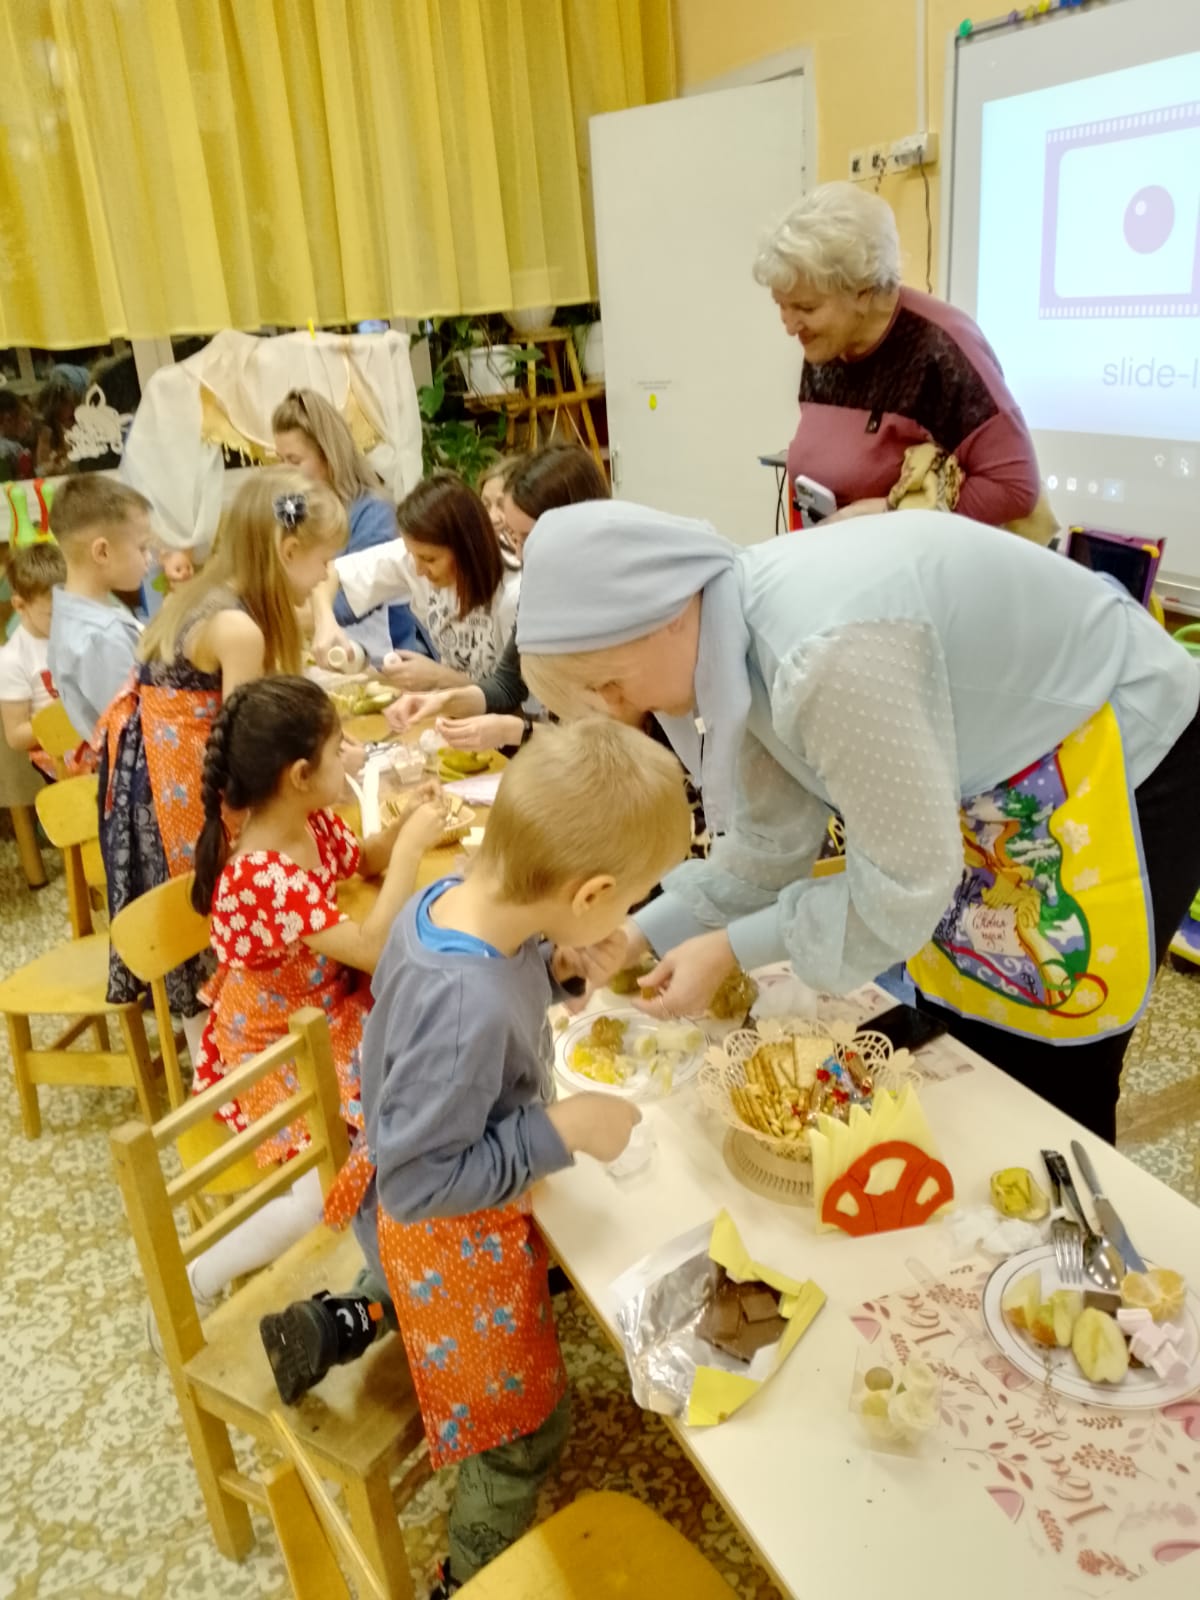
[1041,1150,1121,1293]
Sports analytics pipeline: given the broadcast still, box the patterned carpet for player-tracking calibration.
[1,828,1197,1600]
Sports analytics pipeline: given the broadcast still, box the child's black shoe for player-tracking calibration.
[259,1290,379,1405]
[427,1558,461,1598]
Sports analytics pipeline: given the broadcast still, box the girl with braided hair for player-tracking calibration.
[98,469,349,1020]
[149,677,444,1339]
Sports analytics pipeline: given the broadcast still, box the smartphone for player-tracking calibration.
[866,1002,948,1054]
[793,474,838,525]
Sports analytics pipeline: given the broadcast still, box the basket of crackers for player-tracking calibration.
[699,1018,920,1167]
[380,791,476,849]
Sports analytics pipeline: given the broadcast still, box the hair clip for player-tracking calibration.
[274,491,308,531]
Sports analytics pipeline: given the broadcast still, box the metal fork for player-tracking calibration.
[1042,1150,1084,1286]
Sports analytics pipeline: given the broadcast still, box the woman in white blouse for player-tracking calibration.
[314,472,520,690]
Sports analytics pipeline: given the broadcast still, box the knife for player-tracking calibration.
[1070,1140,1147,1272]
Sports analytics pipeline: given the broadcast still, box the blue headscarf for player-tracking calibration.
[516,501,750,832]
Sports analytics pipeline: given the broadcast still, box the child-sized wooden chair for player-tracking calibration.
[259,1460,735,1600]
[30,697,85,780]
[457,1493,735,1599]
[0,774,169,1137]
[108,870,259,1222]
[31,701,106,925]
[110,1007,428,1600]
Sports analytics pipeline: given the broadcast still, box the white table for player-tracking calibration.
[533,1010,1200,1599]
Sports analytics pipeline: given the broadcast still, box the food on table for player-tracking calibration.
[1001,1269,1043,1333]
[1121,1267,1187,1324]
[1029,1289,1083,1349]
[438,747,491,775]
[378,792,474,848]
[699,1267,787,1363]
[609,955,657,996]
[566,1045,628,1086]
[708,967,759,1023]
[1083,1288,1123,1317]
[589,1016,629,1052]
[1071,1307,1131,1385]
[856,1358,940,1442]
[729,1031,879,1151]
[1116,1308,1199,1382]
[990,1166,1051,1222]
[328,680,396,718]
[651,1021,703,1055]
[566,1018,703,1094]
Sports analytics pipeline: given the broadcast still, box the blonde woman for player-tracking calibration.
[99,470,348,1015]
[273,387,430,658]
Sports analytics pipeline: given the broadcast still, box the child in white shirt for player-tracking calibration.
[0,542,68,777]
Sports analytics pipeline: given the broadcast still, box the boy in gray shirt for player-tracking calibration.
[262,718,691,1593]
[46,477,153,738]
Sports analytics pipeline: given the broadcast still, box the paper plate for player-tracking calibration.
[982,1244,1200,1410]
[554,1007,705,1101]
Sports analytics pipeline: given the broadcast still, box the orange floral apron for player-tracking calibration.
[101,679,221,874]
[325,1146,566,1470]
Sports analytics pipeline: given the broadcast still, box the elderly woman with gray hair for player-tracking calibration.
[757,182,1042,529]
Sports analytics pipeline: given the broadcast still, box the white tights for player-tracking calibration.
[181,1008,210,1070]
[188,1166,325,1301]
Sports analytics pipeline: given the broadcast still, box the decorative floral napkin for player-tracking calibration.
[856,1259,1200,1591]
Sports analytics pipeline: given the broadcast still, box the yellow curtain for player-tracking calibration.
[0,0,675,347]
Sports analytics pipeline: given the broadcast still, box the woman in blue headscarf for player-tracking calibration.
[517,501,1200,1142]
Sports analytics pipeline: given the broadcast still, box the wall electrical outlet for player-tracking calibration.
[888,130,939,171]
[848,148,868,180]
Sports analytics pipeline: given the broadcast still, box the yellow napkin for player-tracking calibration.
[686,1209,825,1426]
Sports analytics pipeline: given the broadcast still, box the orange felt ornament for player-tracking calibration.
[820,1139,954,1237]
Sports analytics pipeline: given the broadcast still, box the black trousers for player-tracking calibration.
[917,701,1200,1144]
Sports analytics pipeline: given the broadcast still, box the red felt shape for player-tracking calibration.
[820,1139,954,1237]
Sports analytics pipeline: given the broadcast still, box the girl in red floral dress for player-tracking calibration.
[170,676,445,1319]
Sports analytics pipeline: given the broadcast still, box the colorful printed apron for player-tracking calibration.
[100,679,221,874]
[325,1147,567,1470]
[908,705,1154,1042]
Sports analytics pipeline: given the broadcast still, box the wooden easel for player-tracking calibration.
[464,328,605,472]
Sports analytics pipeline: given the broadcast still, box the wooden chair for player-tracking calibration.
[0,774,170,1138]
[109,1007,428,1600]
[457,1493,735,1599]
[0,717,46,888]
[261,1473,734,1600]
[108,870,259,1219]
[31,700,106,918]
[31,697,85,780]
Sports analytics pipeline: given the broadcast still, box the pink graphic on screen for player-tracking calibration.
[1040,100,1200,319]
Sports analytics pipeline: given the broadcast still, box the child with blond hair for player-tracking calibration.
[262,718,692,1594]
[47,477,154,741]
[99,469,348,1017]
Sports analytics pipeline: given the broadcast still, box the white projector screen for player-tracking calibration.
[945,0,1200,602]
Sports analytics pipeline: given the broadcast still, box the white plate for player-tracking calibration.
[554,1008,705,1101]
[982,1245,1200,1410]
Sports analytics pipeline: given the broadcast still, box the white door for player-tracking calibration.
[590,75,807,543]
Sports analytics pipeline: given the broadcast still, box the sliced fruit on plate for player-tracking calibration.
[1071,1307,1131,1384]
[1121,1267,1187,1324]
[1001,1269,1041,1332]
[1030,1288,1083,1349]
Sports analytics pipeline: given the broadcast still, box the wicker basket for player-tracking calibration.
[380,795,476,849]
[699,1019,920,1167]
